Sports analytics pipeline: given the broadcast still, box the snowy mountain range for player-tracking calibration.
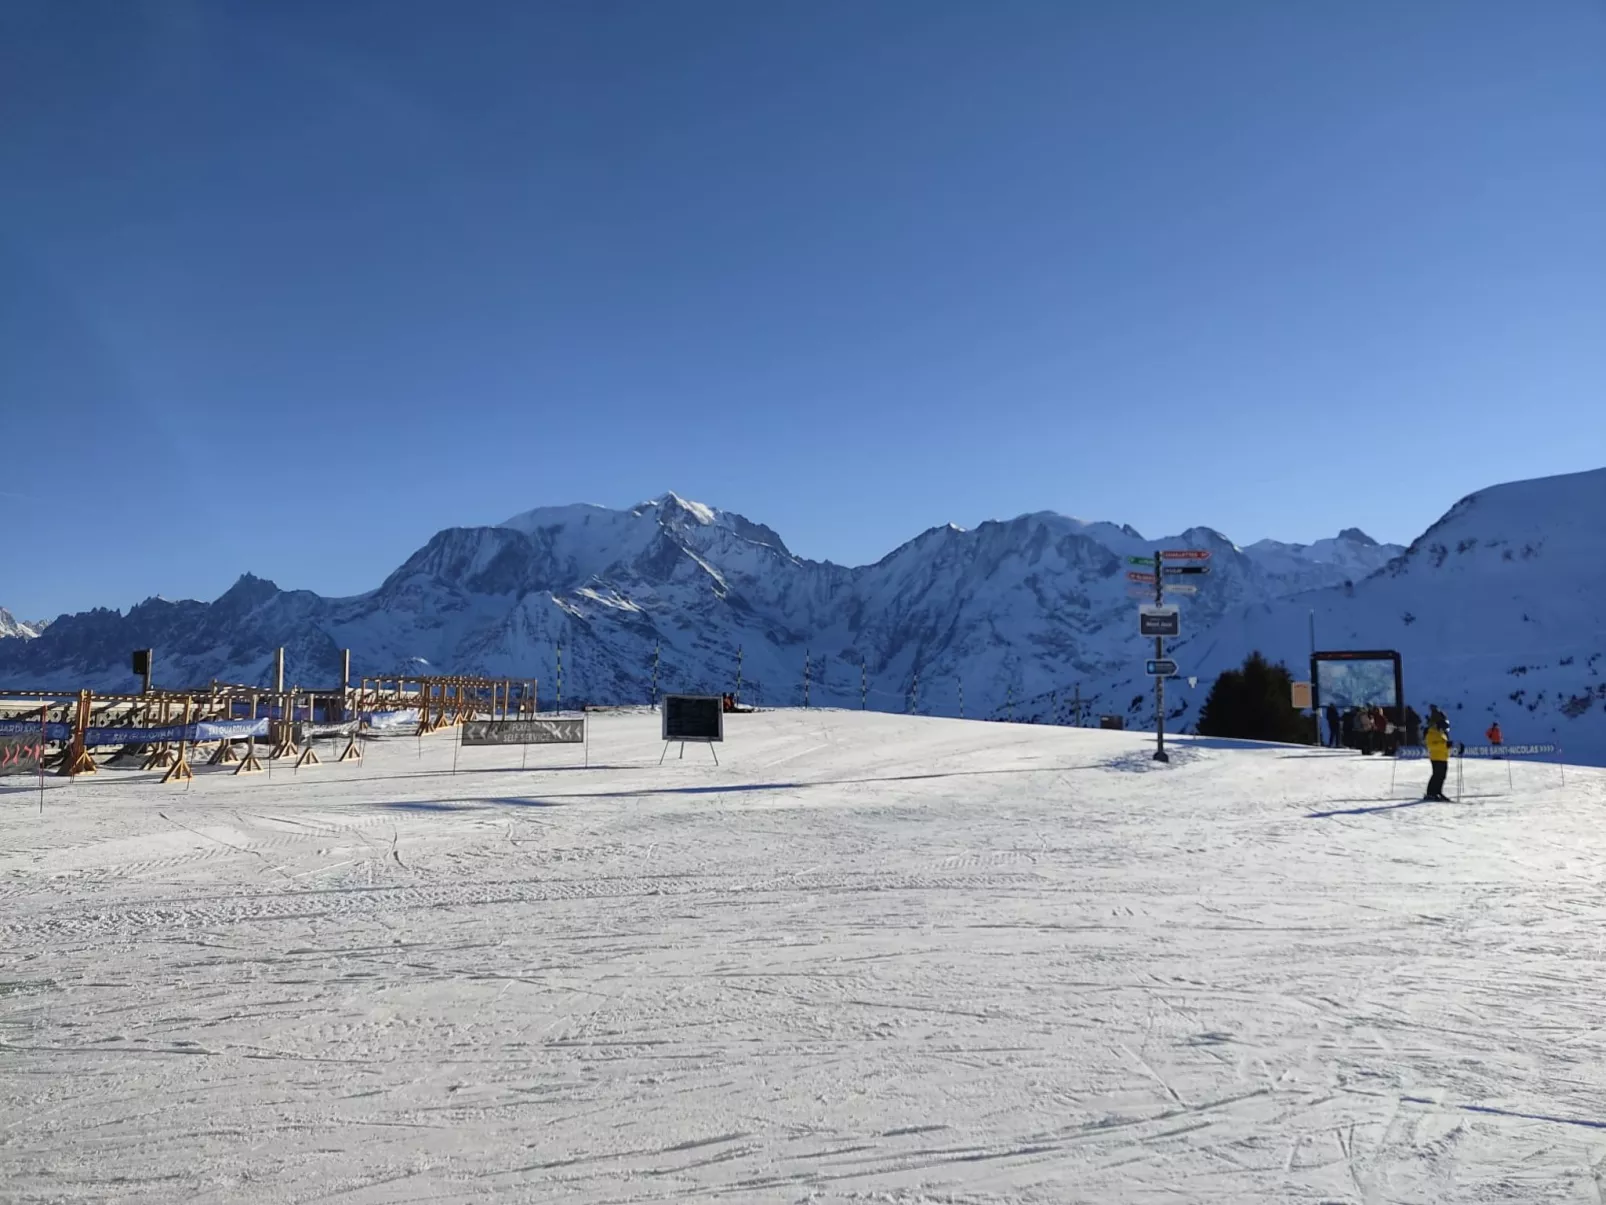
[3,469,1603,763]
[0,609,47,641]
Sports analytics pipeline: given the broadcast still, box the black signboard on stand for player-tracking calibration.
[661,695,724,764]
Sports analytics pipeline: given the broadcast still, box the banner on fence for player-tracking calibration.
[0,720,69,740]
[1395,743,1558,760]
[363,709,419,731]
[461,718,585,746]
[293,720,361,743]
[81,718,272,747]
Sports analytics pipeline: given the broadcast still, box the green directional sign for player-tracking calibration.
[1127,556,1155,567]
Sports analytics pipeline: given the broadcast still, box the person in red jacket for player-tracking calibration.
[1486,720,1502,745]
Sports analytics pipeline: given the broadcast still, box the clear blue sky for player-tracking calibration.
[3,0,1602,619]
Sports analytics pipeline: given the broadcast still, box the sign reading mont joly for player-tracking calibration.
[1138,605,1181,638]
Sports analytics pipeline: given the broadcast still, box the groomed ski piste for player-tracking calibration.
[3,709,1602,1204]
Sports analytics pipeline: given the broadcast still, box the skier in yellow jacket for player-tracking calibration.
[1423,708,1452,802]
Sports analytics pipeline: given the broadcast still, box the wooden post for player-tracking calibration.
[59,690,98,777]
[161,698,194,784]
[143,697,177,769]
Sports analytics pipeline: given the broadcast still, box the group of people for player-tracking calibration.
[1322,701,1504,802]
[1324,703,1417,755]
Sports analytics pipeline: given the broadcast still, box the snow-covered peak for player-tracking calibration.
[640,491,717,526]
[500,501,619,533]
[1337,527,1379,547]
[1242,529,1405,585]
[1399,467,1606,570]
[0,608,46,640]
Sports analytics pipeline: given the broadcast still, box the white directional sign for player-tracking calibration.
[1163,583,1198,596]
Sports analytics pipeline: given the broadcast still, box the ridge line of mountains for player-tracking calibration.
[4,468,1604,764]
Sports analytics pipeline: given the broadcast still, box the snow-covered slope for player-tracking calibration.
[5,710,1604,1202]
[11,473,1603,762]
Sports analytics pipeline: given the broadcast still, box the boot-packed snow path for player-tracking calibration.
[2,710,1603,1203]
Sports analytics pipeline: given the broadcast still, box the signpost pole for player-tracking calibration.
[1153,549,1167,763]
[38,704,46,815]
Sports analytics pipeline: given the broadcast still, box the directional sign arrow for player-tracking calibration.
[1127,571,1157,583]
[1127,556,1156,567]
[1163,583,1198,595]
[1162,565,1210,576]
[1161,549,1212,561]
[1145,659,1179,677]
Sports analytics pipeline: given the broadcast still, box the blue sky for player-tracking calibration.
[3,0,1602,619]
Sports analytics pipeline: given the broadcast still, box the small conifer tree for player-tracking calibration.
[1197,651,1310,743]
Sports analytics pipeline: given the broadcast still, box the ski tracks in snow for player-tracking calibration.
[1,712,1604,1203]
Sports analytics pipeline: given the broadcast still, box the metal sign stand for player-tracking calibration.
[1152,550,1167,762]
[1134,549,1212,762]
[660,740,717,766]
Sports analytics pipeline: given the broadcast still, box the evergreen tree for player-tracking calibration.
[1197,651,1311,743]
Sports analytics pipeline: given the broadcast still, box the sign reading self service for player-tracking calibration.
[461,718,586,747]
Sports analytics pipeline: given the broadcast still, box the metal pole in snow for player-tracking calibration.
[1154,548,1168,762]
[38,705,46,814]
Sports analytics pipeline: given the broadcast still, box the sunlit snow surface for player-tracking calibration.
[3,709,1603,1203]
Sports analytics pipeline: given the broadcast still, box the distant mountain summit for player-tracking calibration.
[0,609,47,640]
[5,470,1603,763]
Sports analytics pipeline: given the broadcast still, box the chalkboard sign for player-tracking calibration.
[662,695,724,743]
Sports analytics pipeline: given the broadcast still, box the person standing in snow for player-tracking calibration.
[1355,706,1374,754]
[1325,703,1341,748]
[1486,720,1503,749]
[1375,705,1396,756]
[1423,709,1452,801]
